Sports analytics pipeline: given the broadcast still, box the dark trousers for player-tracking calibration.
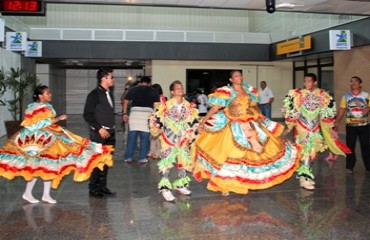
[345,125,370,171]
[89,129,116,192]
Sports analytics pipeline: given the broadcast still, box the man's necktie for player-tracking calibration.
[106,91,113,108]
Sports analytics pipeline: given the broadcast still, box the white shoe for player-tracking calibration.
[22,194,39,204]
[42,196,57,204]
[176,187,191,196]
[299,177,315,190]
[162,190,175,202]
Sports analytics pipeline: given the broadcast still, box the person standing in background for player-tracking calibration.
[195,90,209,117]
[83,68,116,198]
[334,76,370,174]
[122,76,160,165]
[259,81,274,119]
[120,81,136,146]
[147,83,166,159]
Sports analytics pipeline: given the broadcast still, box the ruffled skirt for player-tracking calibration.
[0,126,113,188]
[192,118,301,194]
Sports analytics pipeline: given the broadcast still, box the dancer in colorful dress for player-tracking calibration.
[150,80,199,202]
[192,70,302,196]
[0,85,113,204]
[283,73,350,190]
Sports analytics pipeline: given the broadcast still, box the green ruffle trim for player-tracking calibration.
[157,147,192,172]
[296,165,314,179]
[173,176,191,189]
[158,177,172,190]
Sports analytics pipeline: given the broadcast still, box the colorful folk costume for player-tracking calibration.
[150,96,199,201]
[0,102,114,189]
[192,84,302,195]
[283,88,350,190]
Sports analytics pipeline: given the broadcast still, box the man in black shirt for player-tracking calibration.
[122,76,160,165]
[83,68,116,198]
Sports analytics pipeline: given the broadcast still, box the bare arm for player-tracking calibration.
[122,99,129,123]
[334,108,346,131]
[198,105,220,133]
[268,97,274,105]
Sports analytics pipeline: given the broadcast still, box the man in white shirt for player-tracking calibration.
[259,81,274,119]
[196,90,209,116]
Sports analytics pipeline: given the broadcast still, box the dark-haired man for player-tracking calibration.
[122,76,160,165]
[83,68,116,198]
[335,76,370,174]
[283,73,345,190]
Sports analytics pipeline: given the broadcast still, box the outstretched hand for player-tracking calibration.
[58,114,68,121]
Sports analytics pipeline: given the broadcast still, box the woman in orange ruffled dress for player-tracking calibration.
[0,85,113,204]
[192,70,302,196]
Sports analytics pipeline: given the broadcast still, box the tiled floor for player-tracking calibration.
[1,115,370,240]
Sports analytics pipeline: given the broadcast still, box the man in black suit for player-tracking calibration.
[83,68,116,198]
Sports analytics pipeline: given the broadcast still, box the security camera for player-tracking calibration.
[266,0,276,13]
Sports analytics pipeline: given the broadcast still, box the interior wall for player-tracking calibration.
[65,69,143,115]
[334,45,370,133]
[16,4,249,32]
[152,60,293,119]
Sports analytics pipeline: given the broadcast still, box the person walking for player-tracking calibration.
[283,73,349,190]
[334,76,370,174]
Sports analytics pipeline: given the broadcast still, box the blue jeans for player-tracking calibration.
[260,104,272,119]
[124,130,150,161]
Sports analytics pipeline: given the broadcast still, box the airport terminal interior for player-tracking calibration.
[1,0,370,239]
[0,115,370,239]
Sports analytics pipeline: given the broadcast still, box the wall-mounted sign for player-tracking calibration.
[276,35,312,55]
[329,30,351,50]
[6,32,28,51]
[25,41,42,57]
[0,19,4,42]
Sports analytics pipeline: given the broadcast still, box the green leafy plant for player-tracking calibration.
[0,67,38,121]
[0,68,6,106]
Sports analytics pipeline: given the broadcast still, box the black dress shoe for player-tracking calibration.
[101,188,116,196]
[89,190,105,198]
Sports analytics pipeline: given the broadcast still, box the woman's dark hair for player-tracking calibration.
[229,70,242,78]
[33,85,49,102]
[152,83,163,95]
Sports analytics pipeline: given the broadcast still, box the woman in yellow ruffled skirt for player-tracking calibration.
[192,70,302,196]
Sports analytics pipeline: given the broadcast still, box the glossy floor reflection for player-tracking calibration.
[1,115,370,240]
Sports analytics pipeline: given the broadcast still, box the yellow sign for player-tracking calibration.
[276,36,312,55]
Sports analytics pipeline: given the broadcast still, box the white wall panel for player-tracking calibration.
[16,4,249,32]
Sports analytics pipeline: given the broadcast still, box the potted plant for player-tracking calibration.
[0,67,38,137]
